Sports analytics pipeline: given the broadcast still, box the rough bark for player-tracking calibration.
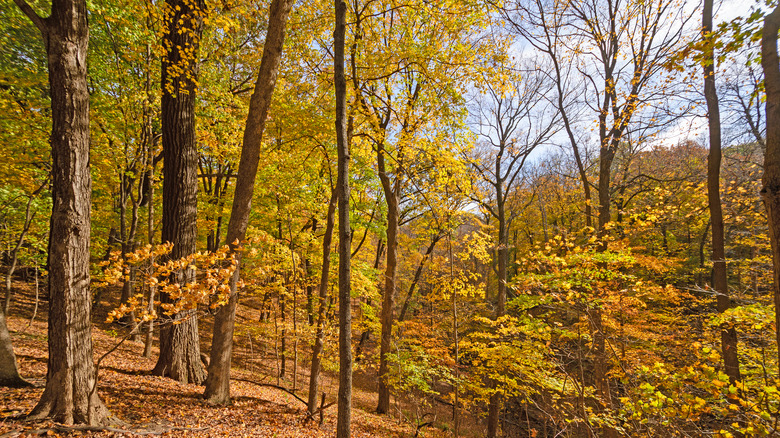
[12,0,109,423]
[153,0,207,386]
[307,192,337,415]
[335,0,353,434]
[204,0,294,404]
[760,3,780,373]
[704,0,739,384]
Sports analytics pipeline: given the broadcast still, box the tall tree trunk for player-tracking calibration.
[760,3,780,374]
[704,0,740,384]
[153,0,207,385]
[204,0,295,404]
[487,199,507,437]
[308,192,337,415]
[376,147,398,415]
[12,0,109,423]
[335,0,353,434]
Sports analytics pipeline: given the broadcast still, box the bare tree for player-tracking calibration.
[468,63,559,437]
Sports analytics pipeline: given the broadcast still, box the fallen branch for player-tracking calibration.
[230,377,308,406]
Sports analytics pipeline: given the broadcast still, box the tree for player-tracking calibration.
[468,64,559,436]
[502,0,691,426]
[0,308,29,387]
[335,0,352,435]
[760,3,780,371]
[204,0,295,404]
[703,0,739,384]
[12,0,110,424]
[153,0,208,385]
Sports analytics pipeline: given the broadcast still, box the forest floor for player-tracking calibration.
[0,277,465,437]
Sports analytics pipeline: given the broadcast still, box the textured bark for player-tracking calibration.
[335,0,353,434]
[0,310,30,387]
[204,0,294,404]
[12,0,109,423]
[761,4,780,372]
[308,193,337,415]
[703,0,739,384]
[376,146,399,415]
[153,0,207,386]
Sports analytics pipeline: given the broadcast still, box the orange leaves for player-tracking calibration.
[99,243,238,323]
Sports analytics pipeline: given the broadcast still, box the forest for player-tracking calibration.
[2,0,780,436]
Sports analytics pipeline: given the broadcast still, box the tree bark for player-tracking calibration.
[760,3,780,374]
[204,0,295,404]
[704,0,739,384]
[153,0,207,386]
[12,0,110,423]
[308,192,337,415]
[0,309,30,387]
[335,0,353,434]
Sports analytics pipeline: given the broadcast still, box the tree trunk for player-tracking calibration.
[153,0,207,386]
[0,310,30,387]
[335,0,353,434]
[487,199,507,437]
[760,3,780,374]
[376,147,399,415]
[204,0,294,404]
[12,0,110,423]
[308,192,337,415]
[704,0,739,384]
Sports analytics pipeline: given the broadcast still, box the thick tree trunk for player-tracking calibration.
[204,0,294,404]
[12,0,110,423]
[704,0,740,384]
[335,0,353,434]
[761,4,780,373]
[376,149,398,415]
[308,192,337,415]
[153,0,207,386]
[0,310,30,387]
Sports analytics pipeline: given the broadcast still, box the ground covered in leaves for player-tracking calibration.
[0,281,457,437]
